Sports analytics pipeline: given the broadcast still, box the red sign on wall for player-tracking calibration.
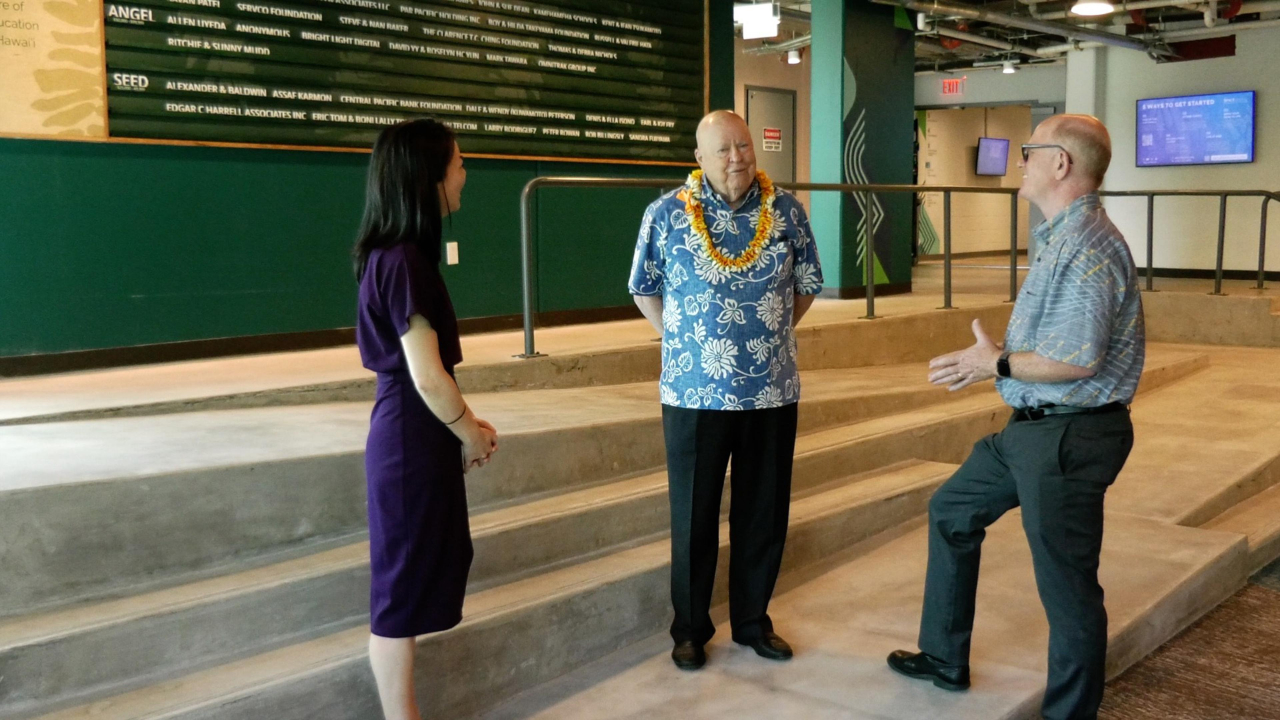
[941,77,966,96]
[763,127,782,141]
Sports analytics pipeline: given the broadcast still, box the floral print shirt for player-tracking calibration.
[628,175,823,411]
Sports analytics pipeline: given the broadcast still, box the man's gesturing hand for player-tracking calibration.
[928,320,1003,392]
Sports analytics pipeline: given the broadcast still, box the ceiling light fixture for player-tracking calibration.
[734,1,780,40]
[1070,0,1116,16]
[786,48,802,64]
[1002,60,1017,73]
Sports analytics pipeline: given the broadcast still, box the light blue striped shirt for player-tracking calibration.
[996,193,1146,408]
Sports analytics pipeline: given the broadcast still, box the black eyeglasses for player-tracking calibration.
[1020,144,1073,164]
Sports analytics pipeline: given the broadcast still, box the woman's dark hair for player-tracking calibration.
[353,118,456,280]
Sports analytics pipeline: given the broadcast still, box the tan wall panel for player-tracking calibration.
[921,106,1032,254]
[0,0,106,138]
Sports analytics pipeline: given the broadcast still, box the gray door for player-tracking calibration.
[745,86,796,182]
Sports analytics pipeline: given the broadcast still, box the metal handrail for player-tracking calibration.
[517,177,1280,358]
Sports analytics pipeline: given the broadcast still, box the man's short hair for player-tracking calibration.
[1052,115,1112,186]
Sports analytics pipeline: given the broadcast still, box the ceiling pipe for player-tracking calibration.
[915,58,1066,75]
[1160,14,1280,35]
[742,33,812,54]
[874,0,1160,52]
[1239,0,1280,12]
[931,26,1056,56]
[1205,0,1219,24]
[1033,14,1280,53]
[1034,0,1202,21]
[1032,0,1280,20]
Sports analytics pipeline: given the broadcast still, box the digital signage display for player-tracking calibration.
[1136,91,1255,167]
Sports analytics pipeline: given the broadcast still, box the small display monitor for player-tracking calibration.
[1136,91,1255,167]
[975,137,1010,176]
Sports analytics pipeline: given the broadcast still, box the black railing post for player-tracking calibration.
[862,191,878,319]
[518,179,543,358]
[1145,194,1156,292]
[1259,198,1270,290]
[1009,193,1018,302]
[1212,194,1228,295]
[942,190,953,310]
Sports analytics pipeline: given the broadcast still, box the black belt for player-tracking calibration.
[1012,402,1127,422]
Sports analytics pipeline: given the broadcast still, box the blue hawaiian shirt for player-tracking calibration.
[628,175,823,411]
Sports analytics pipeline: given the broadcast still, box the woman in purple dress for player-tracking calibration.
[353,118,498,720]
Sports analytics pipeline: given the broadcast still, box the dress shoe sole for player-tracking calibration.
[734,640,793,661]
[887,661,969,691]
[672,657,705,671]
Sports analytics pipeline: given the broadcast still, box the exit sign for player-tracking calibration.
[941,77,966,96]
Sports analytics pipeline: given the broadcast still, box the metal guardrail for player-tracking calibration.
[517,177,1280,358]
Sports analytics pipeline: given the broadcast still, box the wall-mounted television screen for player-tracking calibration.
[1137,91,1255,167]
[976,137,1010,176]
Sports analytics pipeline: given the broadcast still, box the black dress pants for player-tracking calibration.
[918,407,1134,720]
[661,403,799,646]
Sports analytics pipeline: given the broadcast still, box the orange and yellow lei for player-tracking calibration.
[679,169,776,273]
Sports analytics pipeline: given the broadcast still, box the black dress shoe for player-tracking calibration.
[736,631,794,661]
[886,649,970,691]
[671,641,706,670]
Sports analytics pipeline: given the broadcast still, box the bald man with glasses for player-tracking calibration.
[887,115,1145,720]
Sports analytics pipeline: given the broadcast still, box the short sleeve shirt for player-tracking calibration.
[356,243,463,375]
[627,175,823,411]
[997,194,1146,408]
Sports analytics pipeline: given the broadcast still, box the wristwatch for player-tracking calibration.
[996,351,1013,379]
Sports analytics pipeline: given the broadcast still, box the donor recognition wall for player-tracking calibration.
[2,0,704,161]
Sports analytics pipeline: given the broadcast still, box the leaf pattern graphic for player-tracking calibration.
[42,102,97,127]
[49,48,101,68]
[26,0,106,137]
[51,30,99,46]
[34,68,99,93]
[43,0,97,27]
[31,88,97,111]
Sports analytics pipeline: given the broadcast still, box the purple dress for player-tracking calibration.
[356,242,472,638]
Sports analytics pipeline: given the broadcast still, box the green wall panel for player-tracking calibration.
[0,139,365,355]
[533,162,685,313]
[0,0,732,358]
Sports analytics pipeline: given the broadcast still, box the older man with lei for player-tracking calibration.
[628,110,823,671]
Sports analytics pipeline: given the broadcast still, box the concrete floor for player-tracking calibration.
[480,342,1280,720]
[5,260,1280,718]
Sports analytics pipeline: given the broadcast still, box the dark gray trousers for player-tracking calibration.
[662,403,798,646]
[919,407,1134,720]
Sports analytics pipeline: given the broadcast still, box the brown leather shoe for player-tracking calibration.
[887,649,970,691]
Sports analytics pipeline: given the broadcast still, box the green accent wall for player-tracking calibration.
[808,0,915,294]
[809,0,846,291]
[0,3,733,358]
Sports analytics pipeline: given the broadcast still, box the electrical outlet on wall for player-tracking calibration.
[446,242,459,265]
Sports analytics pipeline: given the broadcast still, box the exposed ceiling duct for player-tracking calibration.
[873,0,1161,53]
[933,26,1053,57]
[745,0,1278,74]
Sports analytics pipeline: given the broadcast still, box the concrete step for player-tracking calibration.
[0,303,1016,425]
[1202,479,1280,575]
[19,460,960,720]
[0,370,992,620]
[0,396,965,718]
[478,513,1248,720]
[0,349,1206,622]
[1144,290,1280,347]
